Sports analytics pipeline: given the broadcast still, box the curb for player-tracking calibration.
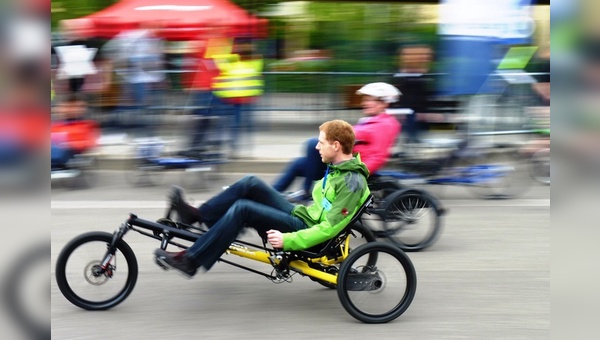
[94,146,520,174]
[96,157,291,174]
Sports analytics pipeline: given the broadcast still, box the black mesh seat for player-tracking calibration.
[289,195,373,260]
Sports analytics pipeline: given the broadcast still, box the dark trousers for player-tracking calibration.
[187,175,308,270]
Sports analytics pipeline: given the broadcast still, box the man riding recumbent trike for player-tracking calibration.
[55,120,417,323]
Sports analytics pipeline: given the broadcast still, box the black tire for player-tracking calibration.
[381,189,444,251]
[311,223,377,289]
[337,242,417,323]
[55,232,138,310]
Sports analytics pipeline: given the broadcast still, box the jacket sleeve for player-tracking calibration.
[283,173,366,251]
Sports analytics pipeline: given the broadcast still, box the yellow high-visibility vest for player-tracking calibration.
[212,54,264,99]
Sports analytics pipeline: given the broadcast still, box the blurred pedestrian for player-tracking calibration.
[51,94,99,169]
[179,39,223,156]
[112,22,166,134]
[53,19,100,99]
[211,39,264,156]
[389,45,434,144]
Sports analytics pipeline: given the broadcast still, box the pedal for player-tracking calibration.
[154,256,169,270]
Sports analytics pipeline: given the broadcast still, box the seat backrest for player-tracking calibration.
[292,194,373,258]
[347,194,373,226]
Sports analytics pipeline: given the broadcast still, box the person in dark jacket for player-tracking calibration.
[155,119,371,278]
[390,45,434,144]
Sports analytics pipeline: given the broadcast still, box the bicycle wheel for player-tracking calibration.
[55,232,138,310]
[310,223,377,289]
[382,190,443,251]
[337,242,417,323]
[466,149,532,199]
[529,148,550,185]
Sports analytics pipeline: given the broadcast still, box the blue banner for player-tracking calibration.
[437,0,534,95]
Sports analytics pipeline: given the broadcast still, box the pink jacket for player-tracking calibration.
[353,113,401,174]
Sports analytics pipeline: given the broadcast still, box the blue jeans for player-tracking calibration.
[130,82,162,136]
[229,102,254,153]
[51,144,74,168]
[187,175,308,270]
[272,137,327,194]
[188,90,215,149]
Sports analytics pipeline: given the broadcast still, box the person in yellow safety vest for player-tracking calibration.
[210,47,264,156]
[211,53,264,104]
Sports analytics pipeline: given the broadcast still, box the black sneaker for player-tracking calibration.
[154,248,197,278]
[169,185,201,225]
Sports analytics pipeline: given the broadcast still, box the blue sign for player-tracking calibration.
[437,0,534,95]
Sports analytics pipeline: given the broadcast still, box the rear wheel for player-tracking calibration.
[381,190,443,251]
[55,232,138,310]
[337,242,417,323]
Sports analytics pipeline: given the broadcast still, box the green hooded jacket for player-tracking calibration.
[284,155,371,251]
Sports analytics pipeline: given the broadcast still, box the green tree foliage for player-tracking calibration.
[301,2,434,72]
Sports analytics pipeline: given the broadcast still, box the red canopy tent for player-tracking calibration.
[62,0,268,40]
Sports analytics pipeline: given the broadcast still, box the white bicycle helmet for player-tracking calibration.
[355,82,401,103]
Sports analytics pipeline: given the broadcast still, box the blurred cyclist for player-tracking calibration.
[272,82,401,201]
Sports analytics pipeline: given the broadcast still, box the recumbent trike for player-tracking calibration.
[55,195,417,323]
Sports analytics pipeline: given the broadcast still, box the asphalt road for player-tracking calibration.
[51,171,550,339]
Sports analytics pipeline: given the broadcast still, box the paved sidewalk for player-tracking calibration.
[91,111,527,174]
[93,112,325,173]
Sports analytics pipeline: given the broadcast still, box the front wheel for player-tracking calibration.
[310,223,377,289]
[55,232,138,310]
[337,242,417,323]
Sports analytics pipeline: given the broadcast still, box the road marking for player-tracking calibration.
[51,199,550,210]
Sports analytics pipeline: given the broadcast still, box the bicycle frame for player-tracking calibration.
[109,212,354,286]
